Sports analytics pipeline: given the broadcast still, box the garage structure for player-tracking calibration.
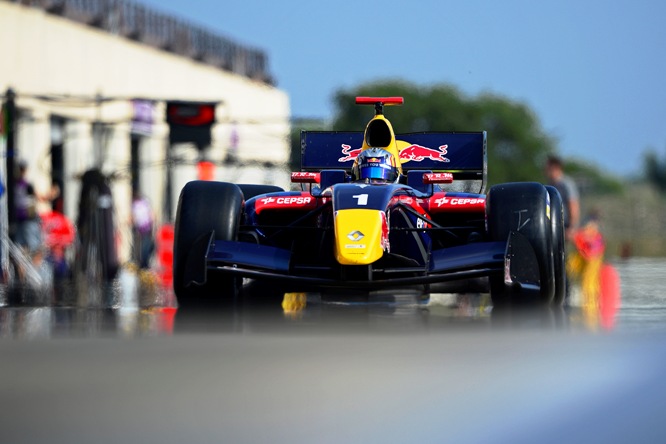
[0,0,291,264]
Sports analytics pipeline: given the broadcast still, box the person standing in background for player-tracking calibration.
[568,213,605,299]
[545,155,580,240]
[545,155,581,305]
[131,191,155,269]
[13,160,41,254]
[225,121,239,164]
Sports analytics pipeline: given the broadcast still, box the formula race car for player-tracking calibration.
[173,97,565,307]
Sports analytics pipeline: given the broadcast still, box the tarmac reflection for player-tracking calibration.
[0,261,635,337]
[0,270,607,338]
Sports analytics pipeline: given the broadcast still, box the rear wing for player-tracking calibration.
[300,131,487,193]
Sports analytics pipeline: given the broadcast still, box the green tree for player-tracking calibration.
[563,158,624,195]
[289,117,327,171]
[643,148,666,192]
[331,80,559,185]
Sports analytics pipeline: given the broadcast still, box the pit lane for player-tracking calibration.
[0,258,665,443]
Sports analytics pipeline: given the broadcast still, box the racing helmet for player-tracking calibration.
[352,148,399,183]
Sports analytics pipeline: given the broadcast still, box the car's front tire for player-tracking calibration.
[545,185,566,306]
[173,180,243,307]
[487,182,555,306]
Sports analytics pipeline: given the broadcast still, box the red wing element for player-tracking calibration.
[423,172,454,184]
[355,97,404,106]
[291,172,320,183]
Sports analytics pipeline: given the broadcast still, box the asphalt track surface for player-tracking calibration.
[1,260,666,444]
[2,326,666,444]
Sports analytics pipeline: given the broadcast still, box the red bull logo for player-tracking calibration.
[338,143,450,163]
[338,144,363,162]
[399,144,449,163]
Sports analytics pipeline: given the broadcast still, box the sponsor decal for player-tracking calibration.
[275,197,312,205]
[291,172,320,183]
[256,194,316,214]
[347,230,364,241]
[338,143,450,163]
[399,144,450,163]
[339,144,363,162]
[434,197,448,207]
[423,172,454,184]
[433,197,485,207]
[345,244,366,249]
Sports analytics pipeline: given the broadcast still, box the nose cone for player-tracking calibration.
[334,209,387,265]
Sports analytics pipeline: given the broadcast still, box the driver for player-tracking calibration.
[351,148,400,184]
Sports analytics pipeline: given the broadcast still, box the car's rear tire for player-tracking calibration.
[545,185,566,306]
[487,182,555,306]
[173,180,243,307]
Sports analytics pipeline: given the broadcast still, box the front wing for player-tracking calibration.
[183,231,541,291]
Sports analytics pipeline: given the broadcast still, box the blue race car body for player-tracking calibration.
[174,97,565,306]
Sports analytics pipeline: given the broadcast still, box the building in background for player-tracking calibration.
[0,0,291,263]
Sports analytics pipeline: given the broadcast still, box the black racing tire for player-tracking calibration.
[545,185,566,306]
[487,182,555,306]
[173,180,243,306]
[237,184,284,201]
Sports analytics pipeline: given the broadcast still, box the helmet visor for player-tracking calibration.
[359,163,395,181]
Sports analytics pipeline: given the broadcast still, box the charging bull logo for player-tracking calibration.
[338,144,449,163]
[399,144,450,163]
[338,144,363,162]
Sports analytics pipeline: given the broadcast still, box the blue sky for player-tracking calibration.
[141,0,666,177]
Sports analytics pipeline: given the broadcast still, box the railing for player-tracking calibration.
[4,0,272,84]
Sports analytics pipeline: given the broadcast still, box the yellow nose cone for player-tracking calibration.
[334,209,387,265]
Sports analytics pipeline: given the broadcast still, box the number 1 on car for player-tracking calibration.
[353,194,368,206]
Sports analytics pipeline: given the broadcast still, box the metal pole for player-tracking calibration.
[130,134,140,263]
[1,88,18,282]
[5,88,16,228]
[130,135,140,196]
[164,142,173,223]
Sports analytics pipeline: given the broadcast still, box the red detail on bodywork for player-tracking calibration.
[254,193,318,215]
[399,144,450,162]
[291,172,320,183]
[355,97,404,106]
[380,211,390,252]
[339,144,363,162]
[389,195,431,229]
[423,172,454,184]
[428,194,486,212]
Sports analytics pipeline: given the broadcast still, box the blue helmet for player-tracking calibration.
[352,148,399,183]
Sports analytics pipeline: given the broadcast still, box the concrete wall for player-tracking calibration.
[0,2,290,262]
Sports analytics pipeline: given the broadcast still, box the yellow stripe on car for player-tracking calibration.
[334,209,387,265]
